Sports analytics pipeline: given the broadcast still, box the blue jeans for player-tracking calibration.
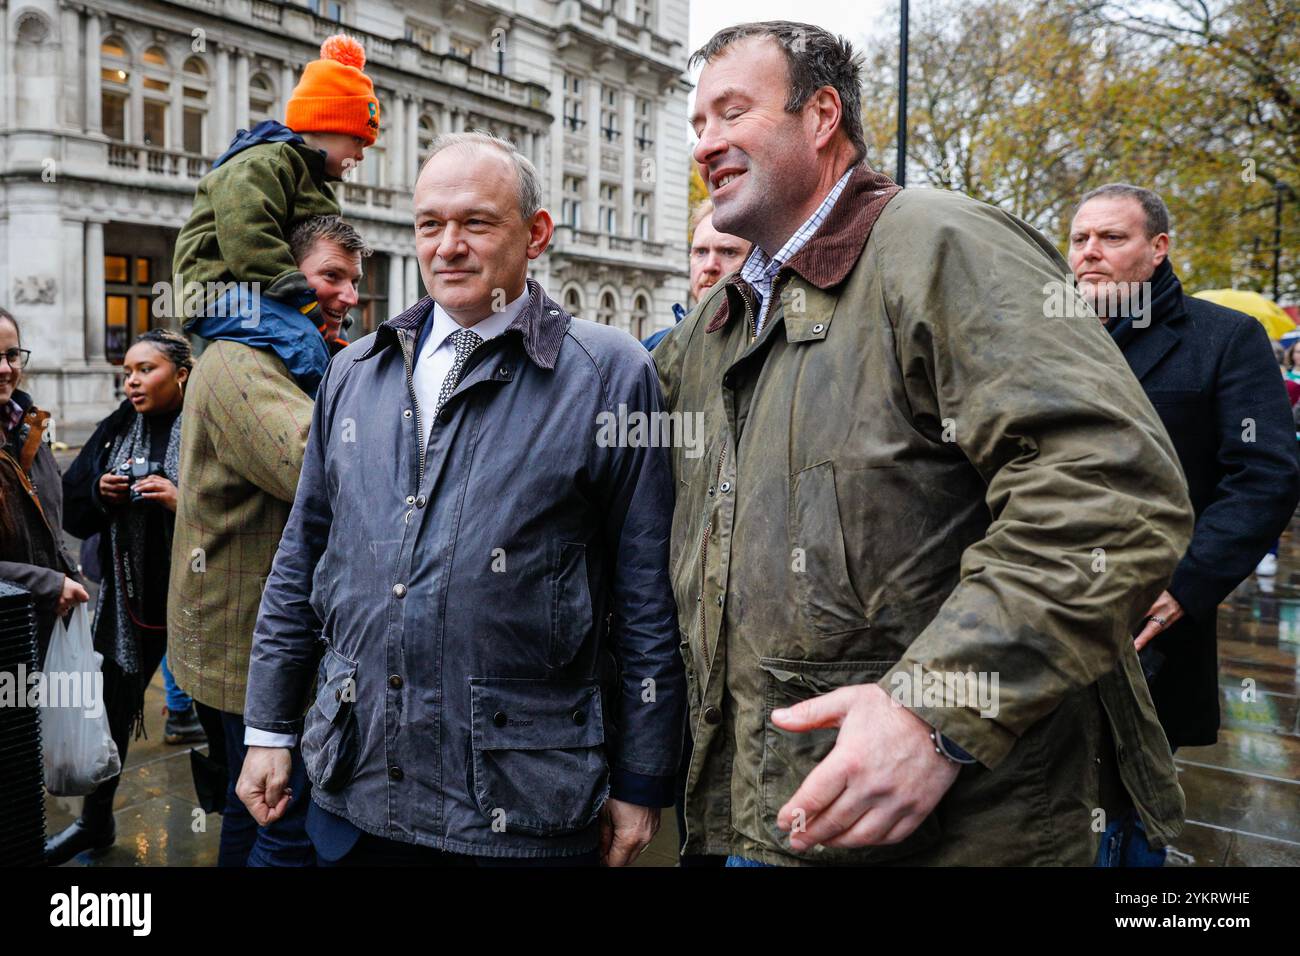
[1096,809,1167,867]
[160,654,192,713]
[217,711,315,867]
[726,855,776,867]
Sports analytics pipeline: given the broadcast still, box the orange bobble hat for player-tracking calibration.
[286,35,381,145]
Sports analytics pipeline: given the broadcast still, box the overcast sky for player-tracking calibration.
[687,2,896,73]
[684,2,897,132]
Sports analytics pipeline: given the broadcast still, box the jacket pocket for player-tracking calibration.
[469,678,609,836]
[550,541,594,669]
[758,657,942,863]
[788,461,871,634]
[301,645,362,794]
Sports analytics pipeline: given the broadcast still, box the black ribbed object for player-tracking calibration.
[0,579,46,865]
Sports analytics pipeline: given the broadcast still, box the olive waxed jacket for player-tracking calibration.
[653,164,1195,865]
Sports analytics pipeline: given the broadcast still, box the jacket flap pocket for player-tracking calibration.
[316,646,358,724]
[758,657,894,699]
[470,678,606,751]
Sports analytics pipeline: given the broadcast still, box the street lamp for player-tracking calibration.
[1274,181,1290,302]
[897,0,908,186]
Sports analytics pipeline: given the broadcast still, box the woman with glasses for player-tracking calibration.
[49,328,195,864]
[0,306,89,666]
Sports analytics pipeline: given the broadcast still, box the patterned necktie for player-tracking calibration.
[434,328,482,417]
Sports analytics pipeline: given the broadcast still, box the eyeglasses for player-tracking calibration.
[1,348,30,370]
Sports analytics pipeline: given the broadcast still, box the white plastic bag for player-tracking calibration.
[39,604,121,796]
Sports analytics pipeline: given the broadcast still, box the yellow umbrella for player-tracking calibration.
[1193,289,1297,340]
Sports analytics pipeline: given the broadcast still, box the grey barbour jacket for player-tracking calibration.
[245,279,685,858]
[653,164,1195,866]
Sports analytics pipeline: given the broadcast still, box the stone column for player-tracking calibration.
[84,12,101,134]
[387,93,405,189]
[60,7,82,130]
[128,59,144,145]
[170,75,185,152]
[652,89,667,243]
[387,253,405,319]
[215,47,231,146]
[621,91,636,237]
[61,218,87,365]
[234,53,249,132]
[84,220,106,364]
[280,62,295,117]
[405,256,420,304]
[585,78,601,229]
[405,94,419,185]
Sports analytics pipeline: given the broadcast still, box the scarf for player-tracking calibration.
[93,408,182,736]
[1105,258,1182,350]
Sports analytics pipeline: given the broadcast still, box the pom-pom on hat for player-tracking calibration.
[286,35,380,145]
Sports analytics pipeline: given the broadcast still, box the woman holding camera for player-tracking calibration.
[49,329,193,864]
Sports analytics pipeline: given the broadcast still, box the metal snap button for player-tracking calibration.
[389,765,403,781]
[406,495,415,505]
[493,711,508,728]
[415,495,426,508]
[703,706,722,725]
[719,481,731,493]
[403,408,412,418]
[392,583,407,598]
[716,594,724,606]
[388,674,403,689]
[571,710,586,726]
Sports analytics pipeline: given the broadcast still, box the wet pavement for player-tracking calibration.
[38,485,1298,867]
[1168,525,1300,866]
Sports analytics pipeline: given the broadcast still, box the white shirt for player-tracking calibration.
[411,291,526,446]
[244,290,529,751]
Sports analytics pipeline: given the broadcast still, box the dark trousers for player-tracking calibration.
[213,710,315,867]
[79,635,168,830]
[319,830,599,867]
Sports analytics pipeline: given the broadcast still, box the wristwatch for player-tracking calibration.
[930,729,979,765]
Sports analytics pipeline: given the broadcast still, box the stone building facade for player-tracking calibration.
[0,0,690,441]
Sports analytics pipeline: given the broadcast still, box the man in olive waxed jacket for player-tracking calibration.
[654,21,1194,866]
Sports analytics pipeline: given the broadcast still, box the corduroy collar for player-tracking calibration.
[706,163,901,333]
[363,276,569,370]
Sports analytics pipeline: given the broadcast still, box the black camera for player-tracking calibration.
[114,455,165,503]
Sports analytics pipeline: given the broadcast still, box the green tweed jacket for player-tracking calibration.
[168,340,313,713]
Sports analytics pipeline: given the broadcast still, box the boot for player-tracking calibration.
[165,704,207,745]
[44,816,116,866]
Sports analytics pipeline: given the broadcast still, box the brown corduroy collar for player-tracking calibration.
[705,163,901,334]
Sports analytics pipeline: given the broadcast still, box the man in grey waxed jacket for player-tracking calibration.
[236,131,686,866]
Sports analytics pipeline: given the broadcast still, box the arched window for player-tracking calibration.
[141,47,171,148]
[631,292,651,340]
[564,286,583,318]
[597,290,618,327]
[100,36,131,142]
[182,57,208,154]
[250,73,276,125]
[418,114,437,162]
